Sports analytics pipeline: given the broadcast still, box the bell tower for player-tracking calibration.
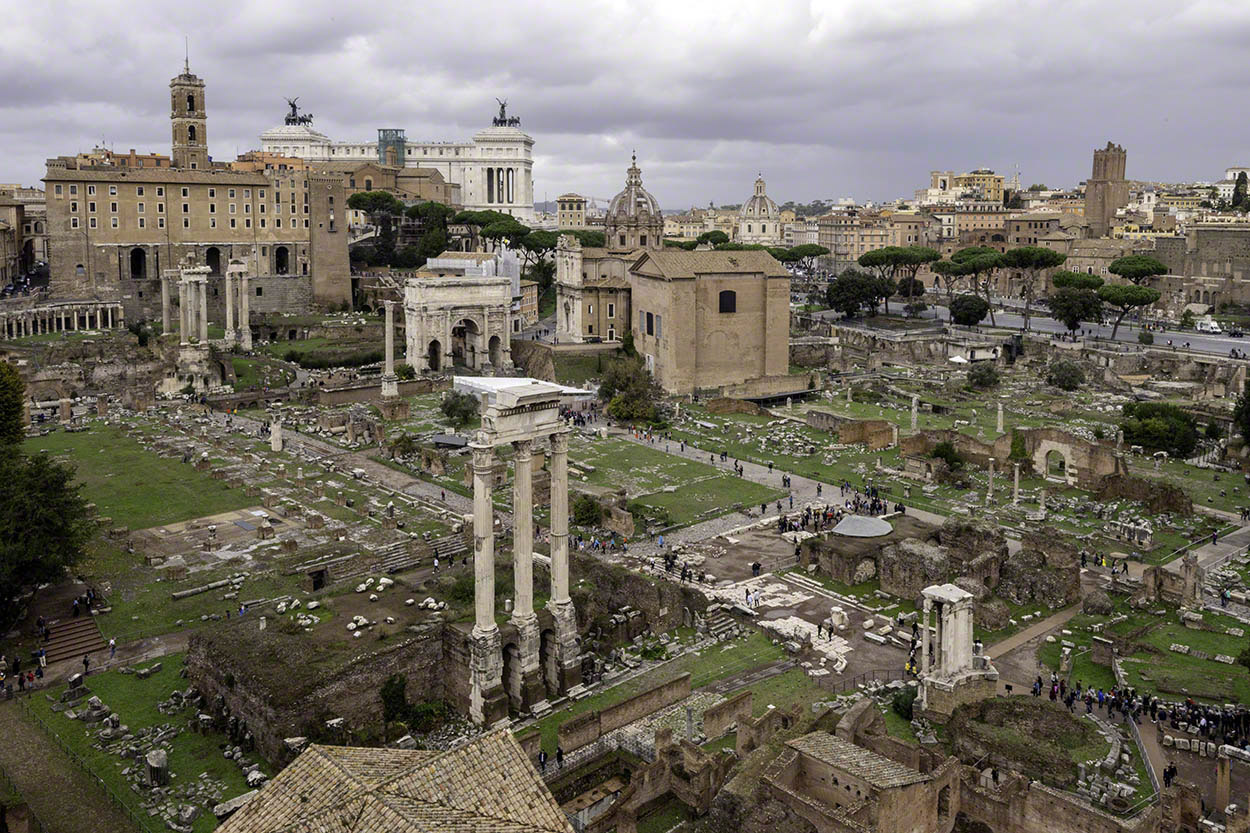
[170,59,207,169]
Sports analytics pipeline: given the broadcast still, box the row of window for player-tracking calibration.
[54,183,309,199]
[639,309,663,338]
[69,215,309,231]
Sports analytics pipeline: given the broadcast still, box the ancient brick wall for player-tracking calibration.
[959,776,1156,833]
[509,339,556,381]
[557,673,692,752]
[703,690,752,740]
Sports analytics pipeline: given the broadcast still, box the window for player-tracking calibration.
[75,264,84,275]
[88,202,96,213]
[229,204,236,214]
[183,203,189,213]
[137,203,144,213]
[228,189,236,198]
[230,218,236,228]
[157,203,164,213]
[183,218,189,228]
[181,188,189,198]
[718,290,737,313]
[275,218,282,228]
[260,219,266,228]
[259,189,265,199]
[54,184,63,196]
[109,185,116,195]
[136,186,144,196]
[87,185,96,195]
[646,312,654,336]
[156,187,164,197]
[245,218,251,228]
[588,304,594,315]
[138,217,145,228]
[607,303,615,318]
[87,217,95,229]
[209,188,216,198]
[110,202,117,213]
[210,218,216,228]
[71,201,78,213]
[256,286,263,296]
[71,217,80,228]
[158,217,165,228]
[259,204,265,214]
[244,204,250,213]
[69,185,77,195]
[188,125,196,142]
[110,217,118,228]
[619,234,626,246]
[639,309,645,332]
[655,314,662,338]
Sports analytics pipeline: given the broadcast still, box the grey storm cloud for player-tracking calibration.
[2,0,1249,207]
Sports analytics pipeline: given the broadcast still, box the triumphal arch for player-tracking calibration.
[404,271,513,373]
[459,377,581,725]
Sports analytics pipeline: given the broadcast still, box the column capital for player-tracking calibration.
[512,438,533,460]
[549,429,570,454]
[470,440,495,471]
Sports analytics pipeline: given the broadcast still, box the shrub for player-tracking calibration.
[1138,330,1154,345]
[572,493,601,527]
[1206,421,1224,440]
[967,363,999,388]
[1045,360,1084,391]
[931,441,964,470]
[380,674,408,724]
[395,362,416,381]
[893,686,918,721]
[440,390,479,428]
[1120,402,1198,457]
[1008,431,1027,461]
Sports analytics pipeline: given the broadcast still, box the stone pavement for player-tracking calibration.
[985,603,1080,661]
[0,701,140,833]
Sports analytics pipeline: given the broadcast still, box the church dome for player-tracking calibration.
[739,175,778,220]
[604,153,664,250]
[607,153,661,222]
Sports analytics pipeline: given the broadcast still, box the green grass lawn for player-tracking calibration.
[554,354,607,387]
[24,653,268,833]
[26,425,255,530]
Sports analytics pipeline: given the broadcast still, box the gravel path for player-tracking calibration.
[0,701,140,833]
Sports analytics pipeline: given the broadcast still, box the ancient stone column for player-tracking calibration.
[911,395,919,431]
[224,273,235,343]
[921,599,931,674]
[987,457,995,504]
[1012,462,1020,505]
[996,402,1004,434]
[548,430,571,607]
[382,300,399,399]
[178,280,189,345]
[511,440,534,624]
[198,278,209,343]
[846,385,852,403]
[1217,753,1230,812]
[270,420,283,452]
[240,274,252,350]
[471,441,497,637]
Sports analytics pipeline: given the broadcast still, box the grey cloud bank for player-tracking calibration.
[2,0,1248,206]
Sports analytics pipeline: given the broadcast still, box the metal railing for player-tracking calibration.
[15,694,155,832]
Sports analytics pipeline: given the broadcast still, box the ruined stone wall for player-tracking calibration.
[121,274,316,324]
[510,338,556,382]
[569,551,705,634]
[959,777,1157,833]
[789,338,837,369]
[706,397,766,417]
[557,674,692,751]
[703,690,753,740]
[185,622,447,765]
[1096,473,1193,516]
[315,377,446,405]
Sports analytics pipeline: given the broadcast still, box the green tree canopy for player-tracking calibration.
[1234,391,1250,442]
[347,190,405,216]
[951,247,1005,325]
[825,269,875,318]
[404,200,454,229]
[1120,402,1198,458]
[1234,171,1248,208]
[1002,246,1067,331]
[1097,283,1162,339]
[1107,255,1168,285]
[440,390,479,428]
[1051,271,1105,290]
[0,361,25,446]
[1046,359,1085,391]
[1047,287,1102,334]
[696,230,729,246]
[558,229,605,248]
[789,244,830,271]
[0,451,95,624]
[518,230,558,268]
[598,354,663,423]
[481,219,531,246]
[767,247,799,263]
[949,293,990,326]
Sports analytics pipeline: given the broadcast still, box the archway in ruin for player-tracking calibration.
[502,642,523,713]
[1046,449,1066,479]
[488,335,502,367]
[451,318,482,368]
[206,247,222,277]
[427,339,442,372]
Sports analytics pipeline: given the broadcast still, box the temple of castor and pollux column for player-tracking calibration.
[456,375,583,726]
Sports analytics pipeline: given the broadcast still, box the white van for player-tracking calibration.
[1196,317,1223,334]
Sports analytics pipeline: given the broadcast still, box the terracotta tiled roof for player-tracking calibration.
[218,731,573,833]
[787,733,930,789]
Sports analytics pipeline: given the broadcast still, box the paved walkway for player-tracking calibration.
[985,603,1080,661]
[0,701,139,833]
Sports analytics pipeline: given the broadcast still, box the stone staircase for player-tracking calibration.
[704,605,737,640]
[429,533,468,563]
[44,617,109,664]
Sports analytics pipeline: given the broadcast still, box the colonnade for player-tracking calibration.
[468,421,577,725]
[177,271,210,346]
[222,261,252,350]
[0,302,123,339]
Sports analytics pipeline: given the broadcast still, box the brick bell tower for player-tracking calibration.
[170,58,208,169]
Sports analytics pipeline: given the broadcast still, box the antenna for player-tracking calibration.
[184,37,189,72]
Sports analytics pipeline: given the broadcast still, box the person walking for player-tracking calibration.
[109,637,116,660]
[556,746,564,769]
[538,749,548,773]
[82,654,91,676]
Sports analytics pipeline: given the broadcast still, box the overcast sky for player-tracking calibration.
[3,0,1248,209]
